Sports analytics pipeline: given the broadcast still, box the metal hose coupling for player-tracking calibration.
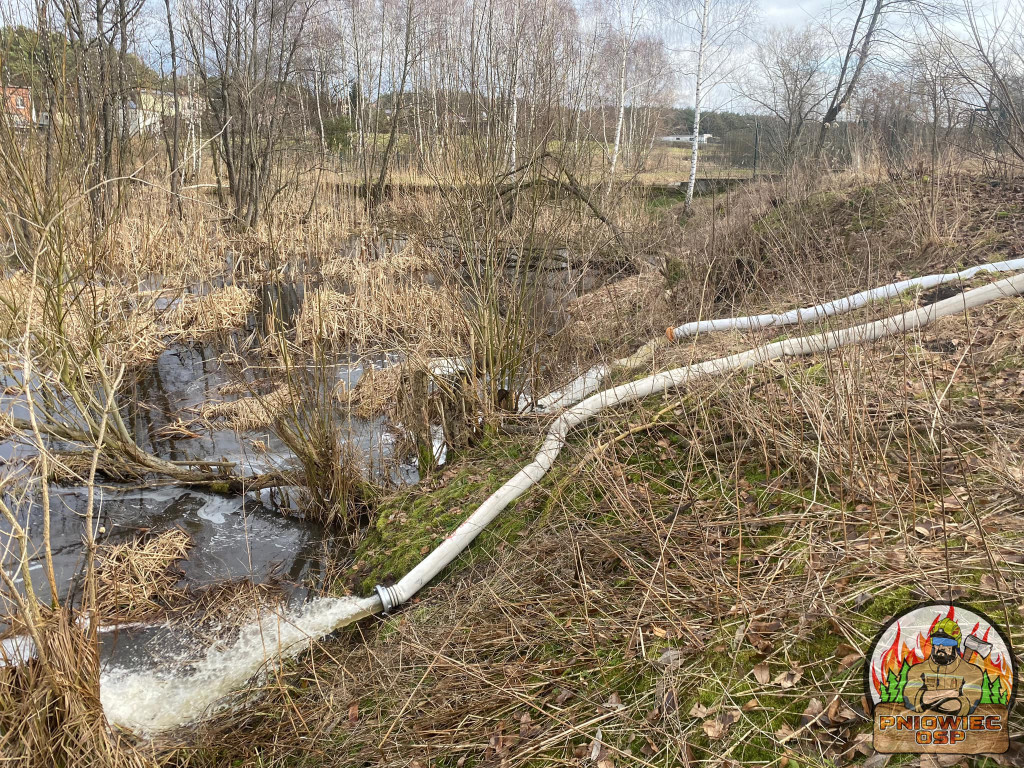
[374,583,402,614]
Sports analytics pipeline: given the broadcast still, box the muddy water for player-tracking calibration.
[1,239,591,727]
[6,486,325,607]
[1,246,582,622]
[0,280,411,631]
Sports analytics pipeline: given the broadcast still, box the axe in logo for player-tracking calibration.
[964,634,993,664]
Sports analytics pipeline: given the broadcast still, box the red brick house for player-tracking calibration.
[2,86,36,128]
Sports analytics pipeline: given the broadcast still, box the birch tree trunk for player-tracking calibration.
[607,41,628,193]
[163,0,183,215]
[684,0,711,210]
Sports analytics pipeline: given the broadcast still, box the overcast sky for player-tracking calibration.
[760,0,833,22]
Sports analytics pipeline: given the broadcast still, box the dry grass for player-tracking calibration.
[5,147,1024,767]
[563,270,669,352]
[137,168,1024,767]
[294,251,468,353]
[347,362,404,420]
[178,288,1024,768]
[95,529,192,623]
[167,285,256,340]
[199,384,292,431]
[0,618,152,767]
[95,170,364,287]
[0,272,167,369]
[0,271,40,337]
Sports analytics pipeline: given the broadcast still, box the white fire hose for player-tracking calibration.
[86,266,1024,735]
[372,270,1024,613]
[533,257,1024,413]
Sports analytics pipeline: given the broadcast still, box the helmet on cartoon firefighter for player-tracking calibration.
[929,617,962,663]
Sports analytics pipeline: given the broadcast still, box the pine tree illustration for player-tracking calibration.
[982,671,993,704]
[983,675,1007,708]
[880,660,910,703]
[980,672,1008,705]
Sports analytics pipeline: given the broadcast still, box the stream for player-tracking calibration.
[0,237,598,735]
[0,276,416,706]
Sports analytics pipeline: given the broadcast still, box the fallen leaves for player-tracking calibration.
[773,667,803,689]
[744,617,785,651]
[799,698,824,728]
[836,644,863,669]
[519,712,539,739]
[603,692,625,711]
[588,727,616,768]
[702,709,741,740]
[688,701,712,719]
[826,696,858,725]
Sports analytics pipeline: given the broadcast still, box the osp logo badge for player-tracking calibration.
[866,602,1016,755]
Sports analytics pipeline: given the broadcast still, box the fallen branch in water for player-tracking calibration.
[5,415,297,492]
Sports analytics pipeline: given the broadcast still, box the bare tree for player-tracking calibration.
[814,0,886,158]
[667,0,751,208]
[600,0,653,192]
[370,0,418,208]
[744,25,829,167]
[181,0,317,228]
[55,0,145,222]
[931,0,1024,168]
[161,0,184,214]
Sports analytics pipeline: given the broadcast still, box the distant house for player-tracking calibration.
[2,86,36,129]
[659,133,714,145]
[125,89,203,135]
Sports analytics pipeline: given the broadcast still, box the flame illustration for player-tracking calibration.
[871,606,1012,697]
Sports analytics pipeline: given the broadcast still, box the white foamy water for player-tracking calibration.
[195,495,238,525]
[99,594,379,735]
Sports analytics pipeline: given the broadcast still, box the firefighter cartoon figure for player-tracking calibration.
[867,603,1016,755]
[903,617,984,715]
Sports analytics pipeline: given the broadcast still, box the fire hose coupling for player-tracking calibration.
[374,583,402,614]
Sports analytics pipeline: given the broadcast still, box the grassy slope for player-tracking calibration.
[180,175,1024,768]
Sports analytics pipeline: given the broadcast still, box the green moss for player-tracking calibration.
[345,433,537,593]
[858,585,914,628]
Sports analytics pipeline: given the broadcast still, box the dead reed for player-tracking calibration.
[43,450,148,484]
[94,529,192,623]
[167,285,256,340]
[200,384,292,431]
[563,270,669,352]
[347,362,404,420]
[294,256,468,353]
[0,617,152,767]
[0,273,167,370]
